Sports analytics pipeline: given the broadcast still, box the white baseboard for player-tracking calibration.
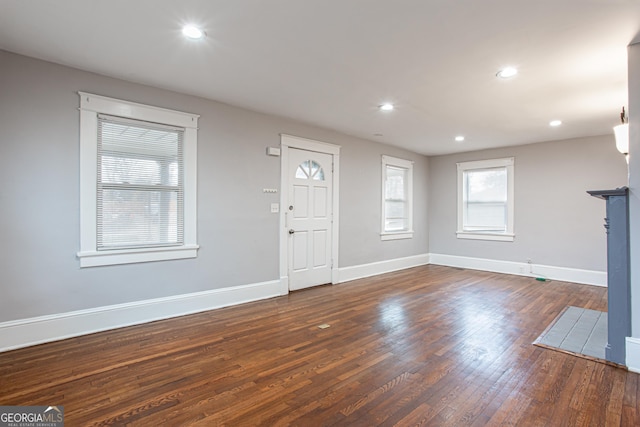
[429,253,607,287]
[0,279,287,353]
[0,252,606,353]
[338,253,430,283]
[626,337,640,373]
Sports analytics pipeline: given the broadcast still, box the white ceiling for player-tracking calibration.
[1,0,639,155]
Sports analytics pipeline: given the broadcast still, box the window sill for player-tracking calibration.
[77,245,199,267]
[456,231,514,242]
[381,231,414,241]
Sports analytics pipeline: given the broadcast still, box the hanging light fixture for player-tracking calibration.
[614,106,629,158]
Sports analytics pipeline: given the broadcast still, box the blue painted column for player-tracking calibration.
[587,187,631,365]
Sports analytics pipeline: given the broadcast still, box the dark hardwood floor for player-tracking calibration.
[0,265,637,426]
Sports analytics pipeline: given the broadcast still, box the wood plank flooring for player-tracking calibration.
[0,265,637,426]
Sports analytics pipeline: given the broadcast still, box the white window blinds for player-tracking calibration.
[462,167,507,232]
[384,165,409,232]
[97,114,184,250]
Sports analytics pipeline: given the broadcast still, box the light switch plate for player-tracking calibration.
[270,203,279,213]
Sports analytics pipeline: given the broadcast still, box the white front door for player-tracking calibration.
[286,147,333,291]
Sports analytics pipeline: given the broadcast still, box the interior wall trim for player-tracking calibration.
[626,337,640,373]
[0,253,606,353]
[337,253,430,283]
[429,253,607,287]
[0,279,287,353]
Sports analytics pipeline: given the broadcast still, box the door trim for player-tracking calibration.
[279,134,340,290]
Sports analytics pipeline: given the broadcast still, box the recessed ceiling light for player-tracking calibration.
[496,67,518,79]
[549,120,562,127]
[379,103,394,111]
[455,136,465,142]
[182,25,205,40]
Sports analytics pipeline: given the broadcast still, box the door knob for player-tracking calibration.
[289,229,295,234]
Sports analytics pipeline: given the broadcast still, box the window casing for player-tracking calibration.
[457,157,514,241]
[78,92,199,267]
[381,155,414,240]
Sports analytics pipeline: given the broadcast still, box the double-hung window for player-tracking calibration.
[381,155,413,240]
[97,115,183,250]
[457,157,514,241]
[78,93,199,267]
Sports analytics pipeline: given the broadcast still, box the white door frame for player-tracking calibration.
[279,134,340,291]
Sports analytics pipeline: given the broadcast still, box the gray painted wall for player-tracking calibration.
[428,136,627,271]
[629,42,640,335]
[0,50,429,322]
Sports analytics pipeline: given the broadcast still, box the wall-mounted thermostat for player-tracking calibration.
[266,147,281,157]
